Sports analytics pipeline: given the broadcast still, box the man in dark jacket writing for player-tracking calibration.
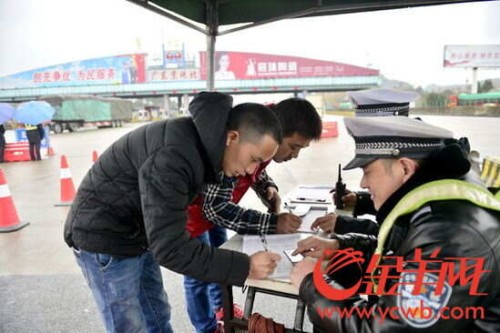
[64,92,283,332]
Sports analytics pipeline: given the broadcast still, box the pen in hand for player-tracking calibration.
[260,234,269,252]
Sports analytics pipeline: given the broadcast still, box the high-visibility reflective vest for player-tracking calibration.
[372,179,500,289]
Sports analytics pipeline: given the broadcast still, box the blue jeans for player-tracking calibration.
[184,226,228,333]
[73,248,173,333]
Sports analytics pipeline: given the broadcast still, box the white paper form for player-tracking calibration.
[289,185,333,204]
[242,234,302,280]
[299,206,329,233]
[284,204,329,233]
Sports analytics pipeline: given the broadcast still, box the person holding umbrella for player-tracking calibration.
[0,124,5,163]
[0,102,16,163]
[25,123,44,161]
[14,101,55,161]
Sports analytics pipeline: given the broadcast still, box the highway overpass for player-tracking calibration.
[0,75,380,102]
[0,51,380,102]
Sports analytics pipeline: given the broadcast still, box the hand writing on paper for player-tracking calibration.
[276,213,302,234]
[248,251,282,279]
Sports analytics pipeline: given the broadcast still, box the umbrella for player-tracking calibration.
[14,101,55,124]
[0,102,15,124]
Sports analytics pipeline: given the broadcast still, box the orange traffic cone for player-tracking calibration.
[0,169,30,232]
[47,145,55,156]
[92,150,99,163]
[55,155,76,206]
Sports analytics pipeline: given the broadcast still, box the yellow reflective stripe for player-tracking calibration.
[371,179,500,290]
[490,163,500,187]
[487,164,499,187]
[481,158,492,181]
[482,157,500,187]
[25,124,37,130]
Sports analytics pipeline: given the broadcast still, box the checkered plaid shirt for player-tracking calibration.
[201,171,279,235]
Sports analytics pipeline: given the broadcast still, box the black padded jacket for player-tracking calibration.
[299,144,500,332]
[64,92,250,286]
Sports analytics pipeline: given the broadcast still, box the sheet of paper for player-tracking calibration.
[242,234,302,280]
[289,185,333,204]
[299,206,329,233]
[284,203,329,233]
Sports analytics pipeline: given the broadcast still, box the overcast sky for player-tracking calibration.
[1,0,499,87]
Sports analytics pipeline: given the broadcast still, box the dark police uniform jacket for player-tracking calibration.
[64,92,250,286]
[299,144,500,332]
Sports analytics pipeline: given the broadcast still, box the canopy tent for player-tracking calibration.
[127,0,488,90]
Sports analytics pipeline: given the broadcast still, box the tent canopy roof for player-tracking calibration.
[126,0,488,89]
[129,0,486,34]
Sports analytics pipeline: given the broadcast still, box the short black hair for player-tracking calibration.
[226,103,283,144]
[271,98,322,140]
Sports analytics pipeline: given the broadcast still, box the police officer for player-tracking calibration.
[313,89,419,235]
[291,116,500,332]
[338,89,419,216]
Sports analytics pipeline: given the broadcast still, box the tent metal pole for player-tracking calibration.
[206,0,218,91]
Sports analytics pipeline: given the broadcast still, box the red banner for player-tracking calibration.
[200,51,378,80]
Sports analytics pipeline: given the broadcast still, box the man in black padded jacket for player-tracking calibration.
[64,92,283,332]
[291,116,500,332]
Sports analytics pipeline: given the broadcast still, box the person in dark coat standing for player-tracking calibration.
[25,123,44,161]
[0,124,5,163]
[64,92,284,333]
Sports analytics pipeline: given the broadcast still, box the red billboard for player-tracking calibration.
[200,51,379,80]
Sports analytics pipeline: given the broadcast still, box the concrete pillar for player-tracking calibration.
[162,94,170,118]
[181,94,190,115]
[471,67,478,94]
[176,95,182,109]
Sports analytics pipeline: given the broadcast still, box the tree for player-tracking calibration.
[424,92,447,107]
[478,79,494,93]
